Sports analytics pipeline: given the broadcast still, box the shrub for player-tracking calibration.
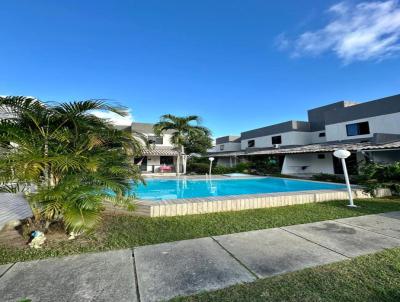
[213,165,235,174]
[234,162,252,173]
[312,173,345,183]
[186,162,235,175]
[249,158,280,175]
[358,161,400,196]
[186,162,210,174]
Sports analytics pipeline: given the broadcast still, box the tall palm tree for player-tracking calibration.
[0,96,143,233]
[154,114,211,175]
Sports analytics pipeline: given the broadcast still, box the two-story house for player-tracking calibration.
[208,94,400,176]
[130,122,179,174]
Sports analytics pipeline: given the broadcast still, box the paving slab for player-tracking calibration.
[0,249,137,302]
[283,221,400,258]
[336,213,400,239]
[213,228,347,278]
[0,263,13,277]
[380,211,400,220]
[134,237,256,302]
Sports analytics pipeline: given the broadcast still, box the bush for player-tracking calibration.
[312,173,345,183]
[186,162,235,175]
[249,158,280,175]
[213,165,235,174]
[358,161,400,196]
[186,157,279,175]
[233,162,252,173]
[186,162,210,174]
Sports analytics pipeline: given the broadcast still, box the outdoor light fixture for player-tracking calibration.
[333,149,356,207]
[208,157,215,177]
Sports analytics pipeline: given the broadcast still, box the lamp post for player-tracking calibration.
[333,149,356,207]
[208,157,215,178]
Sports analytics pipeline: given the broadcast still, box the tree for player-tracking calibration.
[0,96,143,233]
[183,130,213,155]
[154,114,211,175]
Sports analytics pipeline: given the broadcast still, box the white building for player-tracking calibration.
[209,94,400,176]
[130,123,179,174]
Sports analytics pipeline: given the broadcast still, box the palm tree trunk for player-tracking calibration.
[182,145,187,174]
[176,154,180,176]
[44,138,50,187]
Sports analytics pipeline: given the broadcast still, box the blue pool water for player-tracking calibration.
[135,177,346,200]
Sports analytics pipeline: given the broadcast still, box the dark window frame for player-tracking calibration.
[271,135,282,145]
[318,132,326,137]
[220,144,224,151]
[160,156,174,165]
[148,135,164,144]
[346,121,370,137]
[247,140,255,148]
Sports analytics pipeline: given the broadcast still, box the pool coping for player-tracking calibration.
[135,187,392,217]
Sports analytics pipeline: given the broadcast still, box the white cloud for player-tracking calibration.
[275,33,291,50]
[91,109,134,126]
[282,0,400,63]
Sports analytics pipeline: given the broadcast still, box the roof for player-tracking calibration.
[142,146,179,156]
[324,94,400,125]
[216,136,241,144]
[131,122,175,134]
[208,140,400,157]
[249,140,400,156]
[241,120,311,140]
[114,125,131,131]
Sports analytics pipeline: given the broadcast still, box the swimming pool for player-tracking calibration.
[135,177,347,200]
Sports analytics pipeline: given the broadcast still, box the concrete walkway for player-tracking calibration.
[1,212,400,302]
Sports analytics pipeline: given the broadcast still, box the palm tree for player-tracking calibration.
[154,114,211,175]
[0,96,143,233]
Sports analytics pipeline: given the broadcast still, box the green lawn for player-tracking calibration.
[1,198,400,264]
[172,247,400,302]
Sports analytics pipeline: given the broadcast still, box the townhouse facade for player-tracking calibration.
[208,94,400,175]
[128,122,179,174]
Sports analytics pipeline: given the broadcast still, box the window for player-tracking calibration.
[319,132,326,137]
[160,156,173,165]
[220,144,224,151]
[346,122,370,136]
[317,154,325,159]
[248,140,255,148]
[271,135,282,145]
[148,135,163,144]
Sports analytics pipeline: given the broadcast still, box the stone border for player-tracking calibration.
[136,188,391,217]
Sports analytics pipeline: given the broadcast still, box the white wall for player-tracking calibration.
[241,131,312,149]
[326,112,400,142]
[310,131,327,144]
[281,153,334,175]
[145,156,178,172]
[209,142,241,153]
[217,157,233,167]
[146,156,160,172]
[133,132,174,146]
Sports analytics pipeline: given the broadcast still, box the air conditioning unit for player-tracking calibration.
[274,144,280,149]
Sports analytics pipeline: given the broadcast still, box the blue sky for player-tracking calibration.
[1,0,400,137]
